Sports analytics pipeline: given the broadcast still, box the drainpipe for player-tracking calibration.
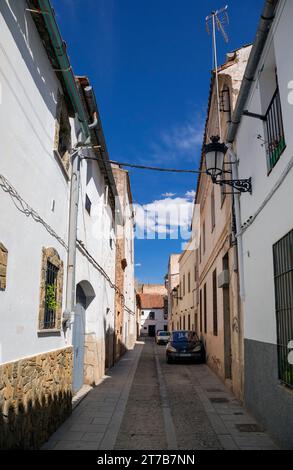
[65,147,81,322]
[30,0,91,324]
[226,0,279,144]
[225,0,279,302]
[64,110,98,325]
[227,145,245,301]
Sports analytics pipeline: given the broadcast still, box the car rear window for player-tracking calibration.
[158,332,169,336]
[171,331,198,342]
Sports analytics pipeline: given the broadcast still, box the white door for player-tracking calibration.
[72,302,85,393]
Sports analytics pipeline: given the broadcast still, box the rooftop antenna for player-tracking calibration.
[206,5,229,140]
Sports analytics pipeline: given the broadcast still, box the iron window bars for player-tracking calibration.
[273,229,293,388]
[44,261,59,329]
[265,87,286,171]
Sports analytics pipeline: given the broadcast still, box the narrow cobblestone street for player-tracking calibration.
[44,339,278,450]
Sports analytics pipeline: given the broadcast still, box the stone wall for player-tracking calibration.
[84,334,105,386]
[0,243,8,291]
[0,347,73,449]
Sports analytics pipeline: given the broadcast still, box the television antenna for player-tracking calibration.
[206,5,229,140]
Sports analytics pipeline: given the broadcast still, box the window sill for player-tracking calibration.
[38,329,62,337]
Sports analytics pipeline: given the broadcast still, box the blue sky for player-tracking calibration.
[53,0,264,283]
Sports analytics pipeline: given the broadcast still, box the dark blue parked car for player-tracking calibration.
[166,330,205,364]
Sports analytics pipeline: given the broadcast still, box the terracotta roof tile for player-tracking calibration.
[138,294,165,309]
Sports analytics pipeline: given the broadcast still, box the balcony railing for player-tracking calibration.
[265,87,286,171]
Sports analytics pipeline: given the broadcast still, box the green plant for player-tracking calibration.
[46,284,58,311]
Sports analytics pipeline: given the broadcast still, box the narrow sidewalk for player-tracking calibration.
[43,341,144,450]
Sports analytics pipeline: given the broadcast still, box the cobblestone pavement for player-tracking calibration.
[44,338,278,450]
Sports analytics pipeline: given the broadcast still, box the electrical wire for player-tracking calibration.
[82,156,203,174]
[0,174,68,249]
[77,240,136,316]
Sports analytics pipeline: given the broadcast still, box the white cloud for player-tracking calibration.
[149,114,204,164]
[135,263,142,267]
[134,195,194,240]
[185,190,196,199]
[162,192,176,197]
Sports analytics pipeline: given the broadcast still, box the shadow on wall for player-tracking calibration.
[0,1,57,117]
[0,390,72,450]
[104,319,130,371]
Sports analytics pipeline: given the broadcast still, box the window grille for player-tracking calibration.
[204,283,207,334]
[265,87,286,172]
[273,229,293,388]
[44,261,59,329]
[213,269,218,336]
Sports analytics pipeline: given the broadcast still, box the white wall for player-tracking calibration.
[122,183,135,348]
[74,157,116,352]
[0,1,72,363]
[140,308,167,335]
[236,0,293,344]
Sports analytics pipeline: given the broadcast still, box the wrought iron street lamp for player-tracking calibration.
[172,287,182,301]
[203,135,252,193]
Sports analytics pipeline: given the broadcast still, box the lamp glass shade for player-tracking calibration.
[205,148,224,179]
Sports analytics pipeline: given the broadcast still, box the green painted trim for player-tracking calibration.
[38,0,90,141]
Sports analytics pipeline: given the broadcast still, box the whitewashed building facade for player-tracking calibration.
[228,0,293,448]
[0,0,122,449]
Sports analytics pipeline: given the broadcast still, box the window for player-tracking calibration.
[273,230,293,388]
[44,261,59,330]
[85,195,92,215]
[188,272,191,293]
[0,243,8,291]
[204,283,207,334]
[188,314,191,330]
[200,289,203,333]
[54,92,72,173]
[211,188,215,231]
[39,248,64,332]
[141,311,144,317]
[183,274,186,297]
[149,311,155,320]
[220,86,231,121]
[213,269,218,336]
[265,87,286,172]
[183,316,186,329]
[203,222,206,254]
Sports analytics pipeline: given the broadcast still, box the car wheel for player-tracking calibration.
[166,355,172,364]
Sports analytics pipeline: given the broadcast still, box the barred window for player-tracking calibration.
[273,229,293,388]
[39,248,64,332]
[44,262,59,329]
[265,87,286,172]
[204,283,207,334]
[213,269,218,336]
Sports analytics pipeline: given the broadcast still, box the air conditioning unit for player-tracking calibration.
[218,270,229,288]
